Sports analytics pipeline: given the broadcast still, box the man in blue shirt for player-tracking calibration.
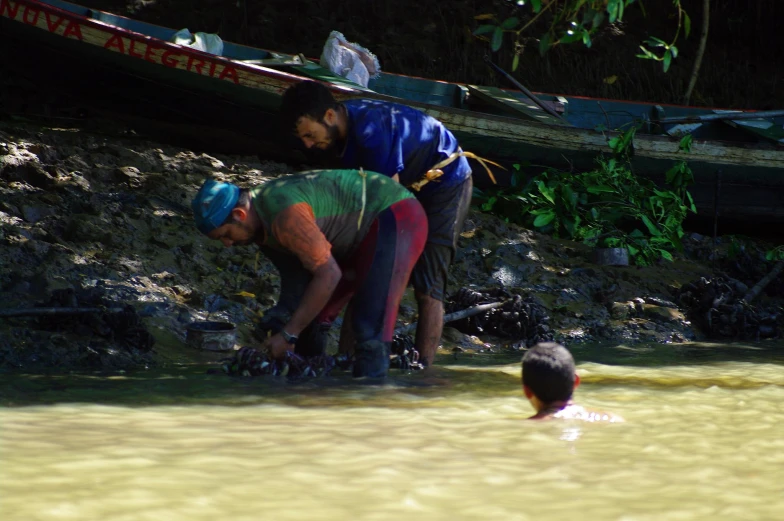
[279,80,473,367]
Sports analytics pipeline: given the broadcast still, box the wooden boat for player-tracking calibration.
[1,0,783,226]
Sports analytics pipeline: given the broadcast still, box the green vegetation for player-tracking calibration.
[766,246,784,262]
[473,128,697,266]
[726,236,784,263]
[473,0,690,73]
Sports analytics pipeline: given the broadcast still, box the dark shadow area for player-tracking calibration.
[0,363,505,407]
[3,340,784,408]
[442,340,784,370]
[78,0,783,110]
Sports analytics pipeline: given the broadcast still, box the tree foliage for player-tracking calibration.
[473,0,690,73]
[472,129,697,266]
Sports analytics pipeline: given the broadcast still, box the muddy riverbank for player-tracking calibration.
[0,119,781,374]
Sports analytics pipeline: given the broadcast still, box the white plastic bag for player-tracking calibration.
[171,28,224,56]
[319,31,381,88]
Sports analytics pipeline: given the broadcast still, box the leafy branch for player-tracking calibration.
[636,1,691,72]
[766,245,784,262]
[473,0,690,73]
[473,127,697,266]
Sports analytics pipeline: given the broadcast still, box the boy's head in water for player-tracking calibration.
[521,342,579,415]
[521,342,623,422]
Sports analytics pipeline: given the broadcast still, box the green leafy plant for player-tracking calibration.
[727,237,745,260]
[608,125,636,157]
[473,0,689,73]
[766,246,784,261]
[634,1,690,73]
[473,130,697,266]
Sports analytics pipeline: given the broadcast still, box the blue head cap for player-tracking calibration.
[192,179,240,235]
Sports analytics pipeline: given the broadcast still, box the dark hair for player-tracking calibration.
[279,80,341,133]
[521,342,576,404]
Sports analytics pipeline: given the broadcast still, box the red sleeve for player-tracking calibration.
[271,203,332,272]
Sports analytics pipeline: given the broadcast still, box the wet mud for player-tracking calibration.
[0,120,781,375]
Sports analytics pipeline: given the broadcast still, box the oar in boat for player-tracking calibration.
[482,55,569,123]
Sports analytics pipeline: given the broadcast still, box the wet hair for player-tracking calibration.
[521,342,576,404]
[279,80,341,133]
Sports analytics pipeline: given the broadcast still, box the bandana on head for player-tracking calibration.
[191,179,240,234]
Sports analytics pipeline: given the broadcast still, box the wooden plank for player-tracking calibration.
[466,84,572,126]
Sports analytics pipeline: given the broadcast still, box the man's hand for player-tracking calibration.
[263,333,294,360]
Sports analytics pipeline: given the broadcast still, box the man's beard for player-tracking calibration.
[228,221,257,247]
[305,123,344,165]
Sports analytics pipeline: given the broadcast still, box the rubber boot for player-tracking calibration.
[295,322,331,357]
[352,340,391,378]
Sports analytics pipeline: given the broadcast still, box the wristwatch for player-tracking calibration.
[280,329,298,345]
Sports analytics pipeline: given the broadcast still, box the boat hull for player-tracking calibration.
[1,0,782,226]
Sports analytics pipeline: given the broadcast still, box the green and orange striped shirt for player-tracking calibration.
[251,169,418,271]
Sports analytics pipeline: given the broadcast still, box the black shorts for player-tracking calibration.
[411,176,473,302]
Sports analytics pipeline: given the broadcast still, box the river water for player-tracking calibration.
[2,341,783,521]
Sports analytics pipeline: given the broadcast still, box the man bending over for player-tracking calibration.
[191,169,427,378]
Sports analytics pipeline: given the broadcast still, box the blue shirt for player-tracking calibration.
[341,99,471,194]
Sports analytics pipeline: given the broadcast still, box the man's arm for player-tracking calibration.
[284,256,342,336]
[263,203,341,358]
[263,257,341,359]
[254,246,312,337]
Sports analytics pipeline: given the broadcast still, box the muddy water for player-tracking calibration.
[2,342,784,521]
